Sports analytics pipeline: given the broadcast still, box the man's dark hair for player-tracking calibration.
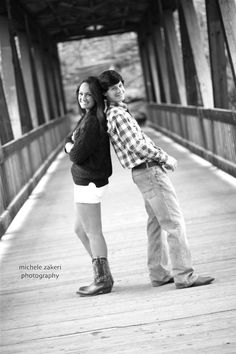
[98,70,124,93]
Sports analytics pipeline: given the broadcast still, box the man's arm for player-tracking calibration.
[110,110,177,170]
[162,155,177,171]
[112,112,168,162]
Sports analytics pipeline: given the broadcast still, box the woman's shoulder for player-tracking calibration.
[82,112,100,130]
[83,110,98,120]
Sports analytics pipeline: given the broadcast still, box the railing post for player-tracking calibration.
[0,15,21,139]
[206,0,228,109]
[178,5,203,106]
[5,0,33,134]
[24,13,46,126]
[179,0,214,108]
[0,74,14,144]
[217,0,236,86]
[0,145,4,164]
[161,6,187,105]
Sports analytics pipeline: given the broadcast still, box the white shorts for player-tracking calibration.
[73,182,108,204]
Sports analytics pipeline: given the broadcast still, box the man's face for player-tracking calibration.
[104,81,125,103]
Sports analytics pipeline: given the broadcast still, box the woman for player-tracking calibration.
[65,76,113,296]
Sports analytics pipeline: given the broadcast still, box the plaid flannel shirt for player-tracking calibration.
[105,102,169,169]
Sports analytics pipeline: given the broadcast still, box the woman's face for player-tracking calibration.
[78,82,95,111]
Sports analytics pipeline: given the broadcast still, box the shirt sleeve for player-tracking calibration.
[69,116,100,164]
[65,132,73,144]
[111,112,169,163]
[64,131,74,154]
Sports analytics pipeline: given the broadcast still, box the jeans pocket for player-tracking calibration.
[151,166,165,185]
[131,169,144,183]
[154,165,166,177]
[132,169,157,198]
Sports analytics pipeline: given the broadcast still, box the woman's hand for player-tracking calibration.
[65,142,74,153]
[71,130,77,142]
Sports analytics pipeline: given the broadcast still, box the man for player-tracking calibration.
[98,70,214,289]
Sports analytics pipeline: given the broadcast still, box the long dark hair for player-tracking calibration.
[76,76,106,132]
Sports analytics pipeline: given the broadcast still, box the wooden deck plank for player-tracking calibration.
[1,127,236,353]
[1,313,236,354]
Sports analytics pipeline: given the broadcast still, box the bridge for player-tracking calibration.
[0,0,236,353]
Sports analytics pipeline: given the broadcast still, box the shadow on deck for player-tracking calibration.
[1,126,236,353]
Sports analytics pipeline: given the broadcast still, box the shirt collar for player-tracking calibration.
[104,100,128,112]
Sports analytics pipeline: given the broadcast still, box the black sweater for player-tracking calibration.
[65,112,112,187]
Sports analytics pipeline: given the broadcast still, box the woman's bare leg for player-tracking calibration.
[76,202,107,258]
[74,204,92,257]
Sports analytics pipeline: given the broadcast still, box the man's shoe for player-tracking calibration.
[152,277,174,287]
[176,275,215,289]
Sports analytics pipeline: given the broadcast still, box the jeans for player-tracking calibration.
[132,165,197,287]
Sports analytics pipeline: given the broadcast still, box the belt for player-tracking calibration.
[132,161,160,170]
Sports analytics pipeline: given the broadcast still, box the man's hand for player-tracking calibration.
[65,142,74,153]
[164,155,177,171]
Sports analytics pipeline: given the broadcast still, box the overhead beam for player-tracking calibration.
[44,0,70,38]
[54,27,136,42]
[6,0,54,45]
